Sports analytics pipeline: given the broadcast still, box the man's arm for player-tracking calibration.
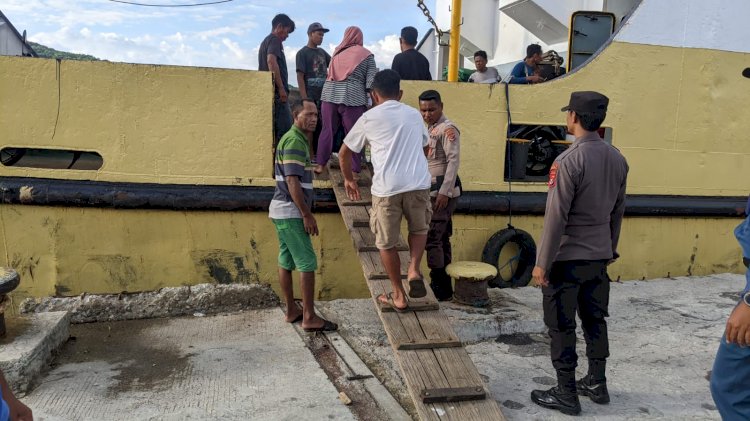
[508,63,542,84]
[296,71,307,100]
[609,176,628,261]
[1,370,33,421]
[285,175,318,236]
[340,117,368,200]
[436,125,460,210]
[267,54,287,102]
[726,300,750,347]
[295,51,308,100]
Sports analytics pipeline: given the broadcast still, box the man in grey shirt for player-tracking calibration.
[530,91,629,416]
[468,50,500,84]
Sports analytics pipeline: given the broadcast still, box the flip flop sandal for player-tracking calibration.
[377,292,409,313]
[303,319,338,333]
[288,314,303,324]
[408,277,427,299]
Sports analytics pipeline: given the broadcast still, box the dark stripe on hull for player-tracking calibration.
[0,177,746,217]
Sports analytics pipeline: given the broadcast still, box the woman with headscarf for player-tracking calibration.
[315,26,377,174]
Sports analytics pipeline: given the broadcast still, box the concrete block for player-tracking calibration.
[0,311,70,394]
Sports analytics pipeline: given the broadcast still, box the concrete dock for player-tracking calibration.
[9,274,743,420]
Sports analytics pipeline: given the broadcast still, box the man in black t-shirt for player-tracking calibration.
[296,22,331,155]
[391,26,431,81]
[258,13,296,144]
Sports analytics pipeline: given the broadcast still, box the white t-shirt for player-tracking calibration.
[343,100,431,197]
[469,67,500,84]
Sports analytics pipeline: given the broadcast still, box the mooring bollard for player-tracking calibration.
[446,261,497,307]
[0,267,21,337]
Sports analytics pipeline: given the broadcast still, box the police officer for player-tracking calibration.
[530,91,629,416]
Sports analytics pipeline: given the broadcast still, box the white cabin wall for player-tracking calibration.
[0,22,25,56]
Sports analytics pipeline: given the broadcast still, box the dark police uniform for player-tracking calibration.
[535,91,629,406]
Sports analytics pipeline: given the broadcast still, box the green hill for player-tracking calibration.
[28,42,100,61]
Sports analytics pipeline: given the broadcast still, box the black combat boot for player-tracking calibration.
[531,369,581,415]
[429,268,453,301]
[577,359,609,404]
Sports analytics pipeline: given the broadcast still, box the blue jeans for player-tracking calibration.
[711,302,750,420]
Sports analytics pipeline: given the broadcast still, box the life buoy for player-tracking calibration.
[481,227,536,288]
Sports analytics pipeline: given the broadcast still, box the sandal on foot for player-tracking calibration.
[408,277,427,299]
[377,292,409,313]
[303,319,338,332]
[288,314,303,324]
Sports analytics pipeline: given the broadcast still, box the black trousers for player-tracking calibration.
[542,260,611,372]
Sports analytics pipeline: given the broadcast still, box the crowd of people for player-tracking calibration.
[262,13,750,419]
[259,14,556,165]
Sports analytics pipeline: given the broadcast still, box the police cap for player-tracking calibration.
[561,91,609,114]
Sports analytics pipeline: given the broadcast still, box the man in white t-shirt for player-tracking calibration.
[468,50,500,84]
[339,69,432,311]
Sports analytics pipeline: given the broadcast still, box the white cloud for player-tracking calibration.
[364,34,400,70]
[221,38,244,60]
[325,34,400,72]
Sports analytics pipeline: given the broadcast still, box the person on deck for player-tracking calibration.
[339,70,432,312]
[418,89,461,301]
[315,26,377,174]
[390,26,432,81]
[509,44,545,84]
[270,99,338,333]
[468,50,500,84]
[295,22,331,157]
[258,13,296,145]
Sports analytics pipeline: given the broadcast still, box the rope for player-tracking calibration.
[504,81,514,229]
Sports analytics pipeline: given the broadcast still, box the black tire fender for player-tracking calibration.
[481,227,536,288]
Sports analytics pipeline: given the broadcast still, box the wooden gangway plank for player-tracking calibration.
[327,165,506,420]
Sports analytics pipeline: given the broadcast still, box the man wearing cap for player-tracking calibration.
[296,22,331,156]
[530,91,629,415]
[391,26,432,81]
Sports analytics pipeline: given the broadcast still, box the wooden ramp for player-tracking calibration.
[327,165,506,421]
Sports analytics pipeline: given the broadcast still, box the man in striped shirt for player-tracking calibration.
[270,99,338,332]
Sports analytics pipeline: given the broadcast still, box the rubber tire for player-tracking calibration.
[481,227,536,288]
[0,268,20,294]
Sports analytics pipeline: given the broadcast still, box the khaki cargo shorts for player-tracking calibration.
[370,189,432,250]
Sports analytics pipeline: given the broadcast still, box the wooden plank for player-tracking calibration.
[395,339,462,350]
[434,347,506,420]
[358,252,380,280]
[415,311,460,343]
[344,206,370,228]
[420,386,486,403]
[378,300,439,313]
[398,350,449,421]
[327,165,505,420]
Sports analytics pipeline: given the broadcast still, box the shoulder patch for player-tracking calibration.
[548,162,559,189]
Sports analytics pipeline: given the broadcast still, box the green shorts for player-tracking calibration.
[272,218,317,272]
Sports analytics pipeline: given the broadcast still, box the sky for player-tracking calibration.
[2,0,434,85]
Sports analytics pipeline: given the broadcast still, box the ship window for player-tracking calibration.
[1,148,103,171]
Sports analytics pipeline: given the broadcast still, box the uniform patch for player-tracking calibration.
[548,162,559,188]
